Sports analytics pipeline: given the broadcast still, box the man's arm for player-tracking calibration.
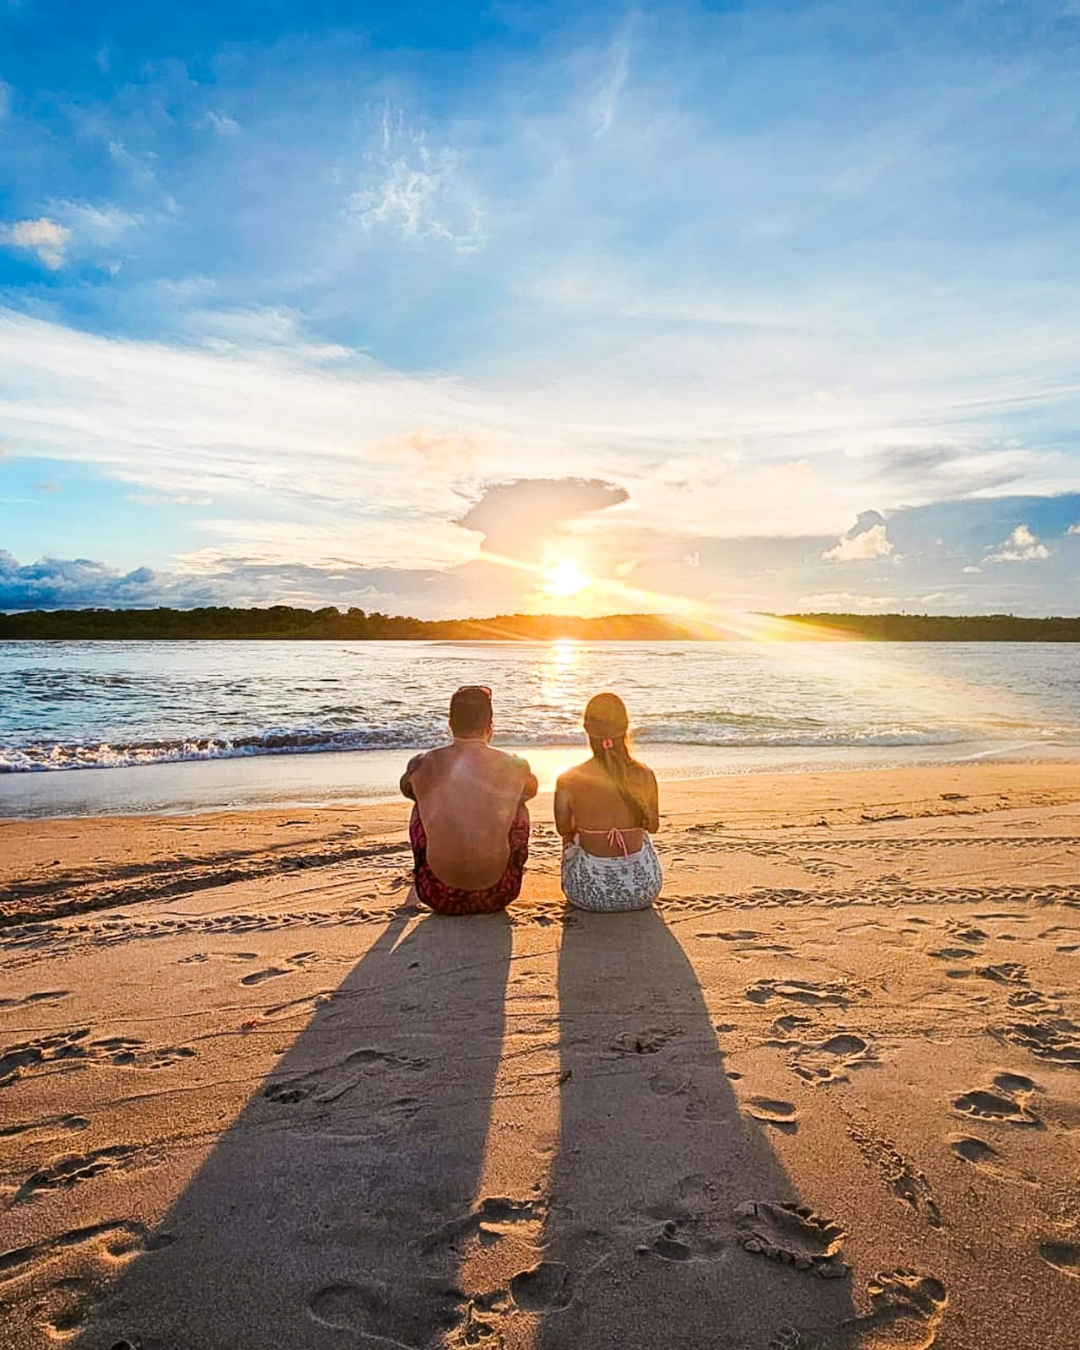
[399,752,427,801]
[511,754,538,804]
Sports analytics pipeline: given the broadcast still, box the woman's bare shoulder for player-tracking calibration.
[556,758,595,788]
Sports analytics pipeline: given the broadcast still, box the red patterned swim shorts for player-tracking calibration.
[409,806,530,915]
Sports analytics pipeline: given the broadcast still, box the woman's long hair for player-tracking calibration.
[583,692,648,827]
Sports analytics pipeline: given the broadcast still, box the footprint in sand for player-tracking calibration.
[973,962,1029,985]
[1038,1241,1080,1279]
[263,1046,427,1107]
[509,1261,574,1310]
[422,1195,545,1253]
[0,1220,176,1341]
[746,979,866,1008]
[792,1034,875,1085]
[991,1005,1080,1070]
[0,1112,90,1143]
[774,1269,947,1350]
[945,921,987,945]
[307,1277,461,1343]
[640,1215,725,1263]
[0,1030,195,1087]
[31,1275,98,1339]
[949,1135,1037,1186]
[240,951,320,986]
[12,1144,140,1206]
[952,1072,1042,1126]
[734,1201,847,1278]
[608,1026,682,1056]
[0,990,70,1010]
[745,1097,800,1133]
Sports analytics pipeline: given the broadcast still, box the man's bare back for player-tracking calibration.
[403,740,537,890]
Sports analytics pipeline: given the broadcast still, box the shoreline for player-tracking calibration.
[3,737,1078,821]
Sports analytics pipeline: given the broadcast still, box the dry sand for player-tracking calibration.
[1,762,1079,1349]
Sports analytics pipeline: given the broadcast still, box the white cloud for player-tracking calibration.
[988,523,1050,562]
[0,217,71,269]
[962,565,981,573]
[1068,521,1080,534]
[352,111,483,253]
[823,522,893,562]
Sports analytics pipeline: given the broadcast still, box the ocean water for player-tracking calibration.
[1,639,1078,816]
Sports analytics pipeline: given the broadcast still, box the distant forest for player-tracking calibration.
[2,606,1079,641]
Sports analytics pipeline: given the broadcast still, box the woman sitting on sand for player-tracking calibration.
[554,692,662,912]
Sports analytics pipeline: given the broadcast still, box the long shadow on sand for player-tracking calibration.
[530,908,861,1350]
[72,907,513,1350]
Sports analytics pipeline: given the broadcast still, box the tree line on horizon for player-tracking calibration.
[1,605,1078,641]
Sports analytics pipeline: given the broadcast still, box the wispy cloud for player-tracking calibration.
[200,111,240,136]
[351,108,484,253]
[589,28,632,139]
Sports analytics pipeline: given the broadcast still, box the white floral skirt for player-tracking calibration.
[561,835,663,912]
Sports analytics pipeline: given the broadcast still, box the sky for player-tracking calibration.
[2,0,1080,618]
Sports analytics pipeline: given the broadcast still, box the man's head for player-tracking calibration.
[449,684,493,741]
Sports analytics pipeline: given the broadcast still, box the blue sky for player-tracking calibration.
[2,0,1080,615]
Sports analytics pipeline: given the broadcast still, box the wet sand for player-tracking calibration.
[1,762,1079,1349]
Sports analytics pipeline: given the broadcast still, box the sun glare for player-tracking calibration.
[543,559,590,598]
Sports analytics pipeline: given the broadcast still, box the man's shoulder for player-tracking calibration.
[405,745,448,778]
[493,747,533,776]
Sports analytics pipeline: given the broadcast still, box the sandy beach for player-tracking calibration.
[2,761,1079,1349]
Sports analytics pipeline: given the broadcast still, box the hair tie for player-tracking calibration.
[601,737,614,750]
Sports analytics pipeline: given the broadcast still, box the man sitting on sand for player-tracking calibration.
[400,685,538,915]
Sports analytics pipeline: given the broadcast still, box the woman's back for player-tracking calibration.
[556,758,658,857]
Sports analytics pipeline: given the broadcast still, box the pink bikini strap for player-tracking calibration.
[607,827,629,859]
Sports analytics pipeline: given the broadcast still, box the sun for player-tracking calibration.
[542,559,591,598]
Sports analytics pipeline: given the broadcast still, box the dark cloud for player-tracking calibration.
[869,444,1025,497]
[846,509,886,538]
[455,477,628,561]
[0,551,170,609]
[0,550,440,613]
[876,445,962,476]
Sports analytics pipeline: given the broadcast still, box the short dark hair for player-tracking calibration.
[449,685,493,737]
